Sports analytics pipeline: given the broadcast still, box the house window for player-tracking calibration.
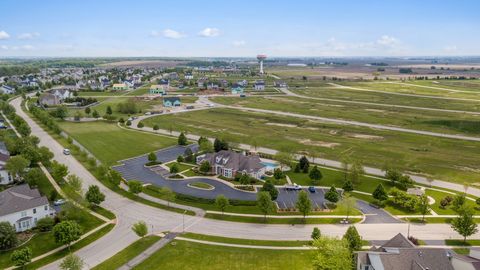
[33,208,36,214]
[44,205,48,211]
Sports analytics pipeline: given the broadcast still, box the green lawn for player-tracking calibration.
[166,162,195,172]
[133,240,315,270]
[188,182,214,190]
[78,91,125,97]
[445,239,480,246]
[212,96,480,135]
[204,213,362,224]
[140,108,480,184]
[92,235,161,270]
[181,233,311,247]
[58,121,177,165]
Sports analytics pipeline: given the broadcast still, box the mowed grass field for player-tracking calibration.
[212,96,480,135]
[58,121,177,165]
[141,108,480,184]
[133,240,314,270]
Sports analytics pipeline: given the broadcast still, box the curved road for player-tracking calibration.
[10,97,480,269]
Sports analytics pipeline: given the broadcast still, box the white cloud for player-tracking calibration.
[376,35,399,47]
[0,31,10,40]
[17,32,40,39]
[162,29,186,39]
[0,45,8,50]
[198,28,220,37]
[232,40,246,47]
[444,45,458,53]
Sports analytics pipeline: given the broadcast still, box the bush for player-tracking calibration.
[137,122,144,128]
[36,217,55,231]
[177,155,184,163]
[388,188,419,212]
[128,180,143,194]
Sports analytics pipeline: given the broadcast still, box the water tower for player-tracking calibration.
[257,54,267,74]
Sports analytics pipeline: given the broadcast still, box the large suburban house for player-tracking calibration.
[163,97,181,107]
[0,85,16,94]
[0,141,11,185]
[52,89,74,100]
[0,185,55,232]
[39,93,61,106]
[112,83,129,91]
[253,80,265,90]
[356,233,454,270]
[149,84,167,95]
[196,150,267,179]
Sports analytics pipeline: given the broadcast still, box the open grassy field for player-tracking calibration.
[58,121,177,165]
[212,96,480,135]
[141,108,480,184]
[291,85,480,112]
[181,233,311,247]
[133,240,315,270]
[77,91,126,97]
[398,80,480,92]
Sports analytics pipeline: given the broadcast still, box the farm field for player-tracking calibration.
[133,240,315,270]
[141,108,480,184]
[212,96,480,135]
[290,85,480,112]
[58,121,177,165]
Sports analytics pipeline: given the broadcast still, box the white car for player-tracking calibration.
[63,149,71,155]
[145,112,152,115]
[54,199,66,206]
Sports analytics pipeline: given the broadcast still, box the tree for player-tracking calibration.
[215,195,230,214]
[342,179,354,192]
[199,161,211,173]
[137,122,144,128]
[177,155,184,163]
[109,170,122,186]
[132,221,148,237]
[261,179,279,200]
[66,174,82,194]
[349,161,364,184]
[147,152,157,162]
[60,253,84,270]
[312,236,352,270]
[418,195,431,222]
[324,186,339,203]
[54,106,68,119]
[36,217,55,232]
[170,163,179,174]
[299,156,310,173]
[199,139,213,153]
[343,226,362,251]
[274,151,293,170]
[5,155,30,179]
[24,167,45,187]
[452,194,467,213]
[128,180,143,194]
[372,184,388,202]
[296,190,312,219]
[106,105,112,115]
[385,167,402,186]
[51,161,69,181]
[10,247,31,269]
[273,168,284,180]
[85,185,105,208]
[309,165,322,184]
[239,173,250,185]
[257,191,274,220]
[0,221,17,250]
[38,146,54,166]
[52,220,82,250]
[184,148,194,162]
[451,209,478,243]
[178,132,188,145]
[213,138,228,152]
[338,194,356,220]
[84,106,91,115]
[153,124,160,131]
[311,227,321,240]
[92,109,99,119]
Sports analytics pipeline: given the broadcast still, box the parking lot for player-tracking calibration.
[275,187,327,210]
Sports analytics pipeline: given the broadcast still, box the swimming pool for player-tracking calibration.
[261,161,279,170]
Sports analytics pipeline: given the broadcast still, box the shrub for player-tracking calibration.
[36,217,55,232]
[128,180,143,194]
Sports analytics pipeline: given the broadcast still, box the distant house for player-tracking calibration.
[52,89,73,100]
[0,185,55,232]
[124,80,135,89]
[231,84,244,94]
[149,85,167,95]
[253,80,265,91]
[100,79,111,89]
[39,93,61,106]
[274,81,288,88]
[196,150,266,179]
[356,233,454,270]
[237,80,248,87]
[0,141,11,185]
[197,78,207,88]
[163,97,181,107]
[112,83,129,91]
[0,85,15,94]
[184,73,194,80]
[207,83,220,90]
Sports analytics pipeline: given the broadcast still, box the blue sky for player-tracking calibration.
[0,0,478,57]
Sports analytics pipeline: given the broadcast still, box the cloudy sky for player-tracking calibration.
[0,0,478,57]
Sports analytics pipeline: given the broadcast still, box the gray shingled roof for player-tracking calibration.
[200,150,265,173]
[0,185,49,216]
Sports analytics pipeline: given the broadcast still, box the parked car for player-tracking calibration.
[284,183,302,191]
[240,94,246,97]
[308,186,316,193]
[186,105,194,109]
[54,199,66,206]
[63,149,71,155]
[145,112,152,115]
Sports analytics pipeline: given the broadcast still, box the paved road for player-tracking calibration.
[10,96,480,269]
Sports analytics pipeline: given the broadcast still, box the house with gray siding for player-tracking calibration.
[196,150,266,179]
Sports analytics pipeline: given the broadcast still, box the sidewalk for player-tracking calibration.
[176,237,314,250]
